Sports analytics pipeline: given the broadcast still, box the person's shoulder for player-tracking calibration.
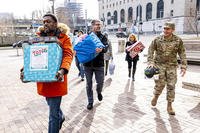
[151,36,161,42]
[172,34,182,41]
[59,33,71,41]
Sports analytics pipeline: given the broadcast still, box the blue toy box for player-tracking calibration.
[23,42,62,82]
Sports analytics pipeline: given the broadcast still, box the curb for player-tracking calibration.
[182,81,200,92]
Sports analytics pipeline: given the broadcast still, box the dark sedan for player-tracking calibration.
[116,31,128,38]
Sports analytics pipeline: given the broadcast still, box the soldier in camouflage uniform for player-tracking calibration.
[147,22,187,115]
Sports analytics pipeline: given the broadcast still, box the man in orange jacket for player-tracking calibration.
[21,14,73,133]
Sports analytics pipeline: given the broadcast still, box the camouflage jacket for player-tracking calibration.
[147,34,187,69]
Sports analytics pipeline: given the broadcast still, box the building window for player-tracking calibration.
[113,3,115,7]
[170,10,174,16]
[157,0,164,18]
[114,11,118,24]
[102,6,104,9]
[146,3,152,20]
[107,5,108,8]
[197,0,200,11]
[110,4,111,7]
[128,7,133,22]
[120,9,125,23]
[123,0,125,4]
[136,5,142,21]
[107,12,111,25]
[116,2,118,5]
[120,1,122,5]
[128,0,129,2]
[171,0,174,4]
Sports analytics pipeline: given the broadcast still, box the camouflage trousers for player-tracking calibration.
[153,64,177,102]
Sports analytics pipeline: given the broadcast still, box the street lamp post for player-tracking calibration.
[85,9,88,34]
[49,0,55,14]
[110,16,114,33]
[137,16,140,40]
[153,22,156,34]
[101,17,106,32]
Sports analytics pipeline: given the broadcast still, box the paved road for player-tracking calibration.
[0,38,200,133]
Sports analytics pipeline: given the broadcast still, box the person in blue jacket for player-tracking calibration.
[73,30,85,81]
[84,19,108,110]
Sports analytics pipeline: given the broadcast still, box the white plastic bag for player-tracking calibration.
[109,59,115,75]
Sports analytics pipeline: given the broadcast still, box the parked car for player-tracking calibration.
[116,31,128,38]
[12,40,23,48]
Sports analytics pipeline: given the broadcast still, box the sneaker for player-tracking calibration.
[87,103,93,110]
[59,116,65,129]
[97,93,103,101]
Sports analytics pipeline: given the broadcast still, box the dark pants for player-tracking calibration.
[46,96,63,133]
[127,60,137,69]
[84,66,104,104]
[105,60,109,75]
[75,56,84,78]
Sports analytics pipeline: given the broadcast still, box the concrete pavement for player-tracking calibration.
[0,39,200,132]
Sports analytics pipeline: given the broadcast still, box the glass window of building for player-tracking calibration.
[114,11,118,24]
[157,0,164,18]
[146,3,152,20]
[120,9,125,23]
[171,0,174,4]
[120,1,122,5]
[136,5,142,21]
[197,0,200,12]
[128,7,133,22]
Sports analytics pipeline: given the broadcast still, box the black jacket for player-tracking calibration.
[84,32,108,67]
[125,41,139,61]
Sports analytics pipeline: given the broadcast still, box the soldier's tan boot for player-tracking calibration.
[167,102,175,115]
[151,95,159,106]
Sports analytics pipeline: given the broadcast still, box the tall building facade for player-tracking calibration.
[56,0,84,31]
[98,0,200,34]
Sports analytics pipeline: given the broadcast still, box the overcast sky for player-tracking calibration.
[0,0,99,19]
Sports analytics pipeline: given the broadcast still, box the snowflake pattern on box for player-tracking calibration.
[23,43,62,82]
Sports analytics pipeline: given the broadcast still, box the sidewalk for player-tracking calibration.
[0,47,200,133]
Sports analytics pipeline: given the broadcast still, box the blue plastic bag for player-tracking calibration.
[74,32,105,63]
